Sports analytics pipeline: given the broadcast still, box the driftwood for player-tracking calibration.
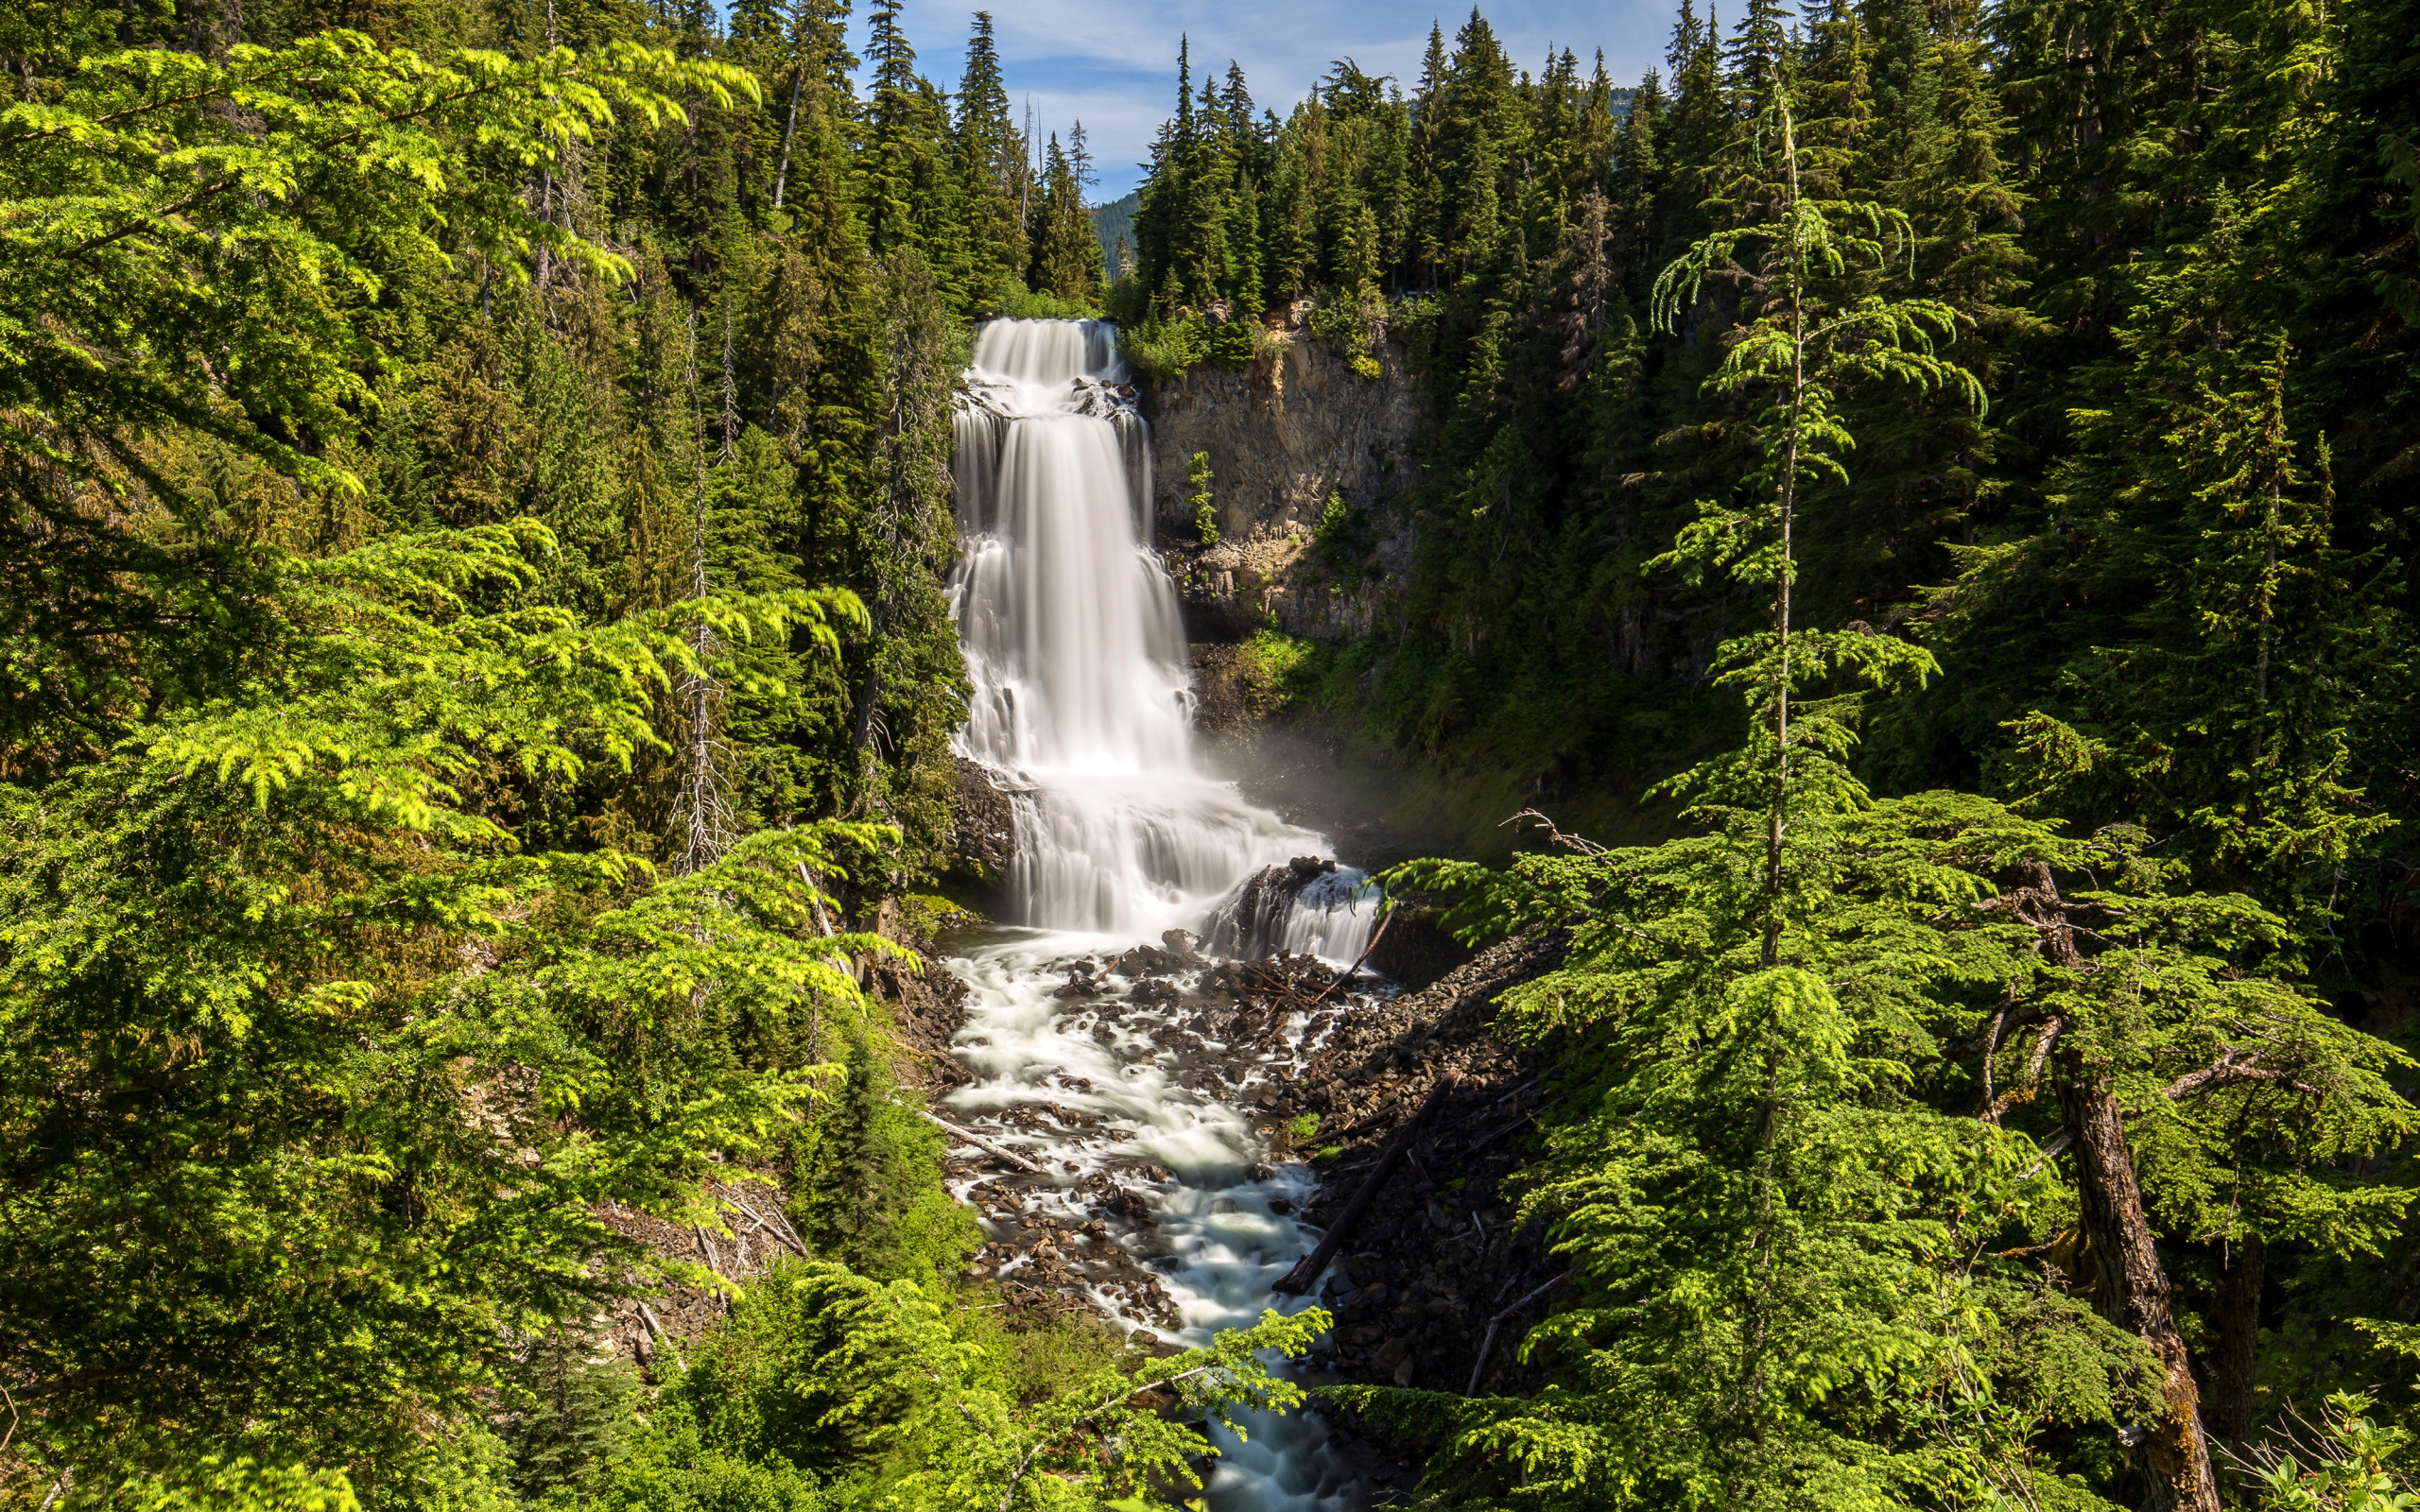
[1272,1071,1460,1295]
[923,1109,1048,1175]
[1461,1108,1536,1159]
[636,1301,683,1374]
[718,1186,810,1258]
[1244,959,1326,1012]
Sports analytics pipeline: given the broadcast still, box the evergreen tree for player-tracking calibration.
[953,10,1026,309]
[1028,132,1105,304]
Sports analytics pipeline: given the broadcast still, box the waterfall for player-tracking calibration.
[938,320,1381,1510]
[950,318,1374,957]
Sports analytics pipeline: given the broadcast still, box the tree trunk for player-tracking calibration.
[2062,1075,2223,1512]
[2014,860,2221,1511]
[2207,1234,2265,1450]
[850,624,883,754]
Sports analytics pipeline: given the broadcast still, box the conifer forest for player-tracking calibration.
[4,0,2419,1507]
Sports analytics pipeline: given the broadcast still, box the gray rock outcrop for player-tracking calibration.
[1147,327,1427,642]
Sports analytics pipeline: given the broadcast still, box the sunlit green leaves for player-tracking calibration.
[0,519,881,1481]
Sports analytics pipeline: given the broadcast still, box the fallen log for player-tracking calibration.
[1272,1070,1460,1295]
[923,1109,1049,1175]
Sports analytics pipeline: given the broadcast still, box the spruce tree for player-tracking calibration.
[953,10,1025,308]
[855,0,925,259]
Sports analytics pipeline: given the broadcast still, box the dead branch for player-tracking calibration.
[2162,1055,2321,1103]
[1273,1072,1461,1295]
[1465,1271,1573,1395]
[1503,807,1606,855]
[1983,1016,2066,1125]
[923,1109,1049,1174]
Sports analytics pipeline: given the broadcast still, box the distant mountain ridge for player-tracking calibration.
[1091,191,1139,277]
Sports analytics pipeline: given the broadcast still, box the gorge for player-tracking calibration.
[941,318,1381,1509]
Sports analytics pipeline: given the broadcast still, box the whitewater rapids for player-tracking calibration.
[940,318,1377,1510]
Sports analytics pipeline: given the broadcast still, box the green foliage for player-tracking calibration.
[1206,315,1261,368]
[1118,311,1211,381]
[1308,294,1384,379]
[106,1458,362,1512]
[2248,1395,2420,1511]
[989,282,1100,321]
[1186,451,1219,544]
[497,1332,644,1503]
[0,518,900,1483]
[0,3,1019,1492]
[788,1032,981,1285]
[1242,627,1314,683]
[0,31,750,765]
[590,1263,1329,1512]
[1359,67,2416,1511]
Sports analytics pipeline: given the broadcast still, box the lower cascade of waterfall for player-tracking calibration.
[939,318,1382,1510]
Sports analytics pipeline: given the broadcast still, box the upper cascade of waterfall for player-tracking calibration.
[970,318,1125,385]
[951,319,1174,779]
[947,318,1377,954]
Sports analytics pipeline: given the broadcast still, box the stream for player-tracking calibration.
[941,318,1379,1511]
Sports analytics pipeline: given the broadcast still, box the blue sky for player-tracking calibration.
[852,0,1682,200]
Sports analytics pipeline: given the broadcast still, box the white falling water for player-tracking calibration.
[949,318,1376,954]
[941,319,1379,1510]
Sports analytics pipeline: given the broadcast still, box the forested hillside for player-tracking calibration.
[1125,3,2419,980]
[1117,4,2420,1509]
[0,2,1280,1509]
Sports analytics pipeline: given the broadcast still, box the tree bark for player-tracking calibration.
[1273,1072,1458,1294]
[2062,1075,2223,1512]
[2016,859,2221,1511]
[921,1109,1046,1175]
[2207,1234,2265,1450]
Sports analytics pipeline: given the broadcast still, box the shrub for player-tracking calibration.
[1308,289,1387,379]
[1313,490,1388,578]
[1186,453,1218,544]
[1117,312,1209,380]
[987,278,1099,321]
[588,1261,1329,1512]
[787,1033,983,1288]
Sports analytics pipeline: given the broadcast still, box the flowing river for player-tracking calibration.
[941,318,1375,1510]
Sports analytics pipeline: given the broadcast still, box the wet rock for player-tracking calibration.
[1127,978,1182,1008]
[1365,904,1478,992]
[944,756,1016,885]
[1147,334,1426,644]
[1159,928,1205,964]
[1202,859,1337,958]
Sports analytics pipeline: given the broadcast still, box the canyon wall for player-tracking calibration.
[1144,320,1427,642]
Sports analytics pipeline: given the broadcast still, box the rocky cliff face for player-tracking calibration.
[1146,324,1426,642]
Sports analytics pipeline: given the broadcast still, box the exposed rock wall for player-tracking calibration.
[1146,328,1427,642]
